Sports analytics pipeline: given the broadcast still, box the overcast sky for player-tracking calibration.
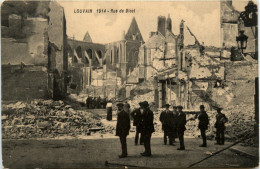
[58,1,249,47]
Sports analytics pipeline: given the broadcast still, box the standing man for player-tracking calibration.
[131,102,144,145]
[172,106,178,143]
[106,100,113,121]
[85,96,90,109]
[123,101,131,115]
[176,105,186,150]
[160,104,175,145]
[214,108,228,145]
[196,105,209,147]
[140,101,154,156]
[116,103,130,158]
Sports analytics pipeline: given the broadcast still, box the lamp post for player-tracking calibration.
[236,1,257,58]
[236,30,248,54]
[239,1,257,27]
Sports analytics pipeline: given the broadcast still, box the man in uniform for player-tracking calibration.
[176,105,186,150]
[214,108,228,145]
[115,103,130,158]
[131,102,144,145]
[160,104,175,145]
[140,101,154,156]
[196,105,209,147]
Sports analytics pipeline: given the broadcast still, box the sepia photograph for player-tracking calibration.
[1,0,259,168]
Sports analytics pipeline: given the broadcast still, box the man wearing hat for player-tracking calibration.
[214,108,228,145]
[140,101,155,156]
[196,105,209,147]
[160,104,176,145]
[131,102,144,145]
[176,105,186,150]
[116,102,130,158]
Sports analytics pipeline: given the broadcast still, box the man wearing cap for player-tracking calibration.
[116,102,130,158]
[196,105,209,147]
[160,104,175,145]
[131,102,144,145]
[214,108,228,145]
[140,101,154,156]
[176,105,186,150]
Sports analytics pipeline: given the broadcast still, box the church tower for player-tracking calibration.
[125,17,144,42]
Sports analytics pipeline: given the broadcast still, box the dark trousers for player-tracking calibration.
[178,130,185,148]
[216,128,225,144]
[106,108,112,121]
[135,126,144,144]
[200,129,207,145]
[142,132,152,155]
[119,136,127,155]
[164,131,174,144]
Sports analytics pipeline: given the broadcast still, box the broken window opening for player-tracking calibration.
[86,49,93,59]
[76,46,82,58]
[97,50,102,59]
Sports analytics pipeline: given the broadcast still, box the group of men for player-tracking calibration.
[85,96,108,109]
[159,104,228,148]
[115,101,228,158]
[116,101,154,158]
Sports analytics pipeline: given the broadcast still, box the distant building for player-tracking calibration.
[66,17,143,98]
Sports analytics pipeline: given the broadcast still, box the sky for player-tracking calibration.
[58,1,249,47]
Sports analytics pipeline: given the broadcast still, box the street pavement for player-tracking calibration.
[2,137,258,168]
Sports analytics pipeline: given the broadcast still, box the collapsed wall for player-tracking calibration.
[1,1,68,101]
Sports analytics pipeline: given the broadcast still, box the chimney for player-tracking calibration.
[166,14,172,32]
[157,16,166,36]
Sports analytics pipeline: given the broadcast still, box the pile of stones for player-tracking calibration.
[2,99,103,139]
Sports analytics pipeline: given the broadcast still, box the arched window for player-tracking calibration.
[86,49,93,59]
[110,50,113,64]
[116,49,119,63]
[76,46,82,58]
[97,50,102,59]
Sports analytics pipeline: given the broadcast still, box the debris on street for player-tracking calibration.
[2,99,103,139]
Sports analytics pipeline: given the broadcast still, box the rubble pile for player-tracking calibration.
[183,109,256,145]
[127,91,155,110]
[2,100,102,139]
[152,108,256,146]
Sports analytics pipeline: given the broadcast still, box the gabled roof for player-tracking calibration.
[83,31,92,42]
[125,17,144,42]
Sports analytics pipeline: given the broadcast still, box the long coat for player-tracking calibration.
[131,108,142,127]
[116,110,130,136]
[176,112,186,132]
[198,112,209,130]
[160,110,177,132]
[140,108,155,133]
[215,113,228,129]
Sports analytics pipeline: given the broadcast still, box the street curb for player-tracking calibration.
[229,147,259,160]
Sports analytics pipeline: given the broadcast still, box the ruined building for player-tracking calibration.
[67,17,143,99]
[1,1,68,101]
[126,8,257,115]
[221,0,257,57]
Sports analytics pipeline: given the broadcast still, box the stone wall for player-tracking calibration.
[2,65,48,101]
[1,1,68,101]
